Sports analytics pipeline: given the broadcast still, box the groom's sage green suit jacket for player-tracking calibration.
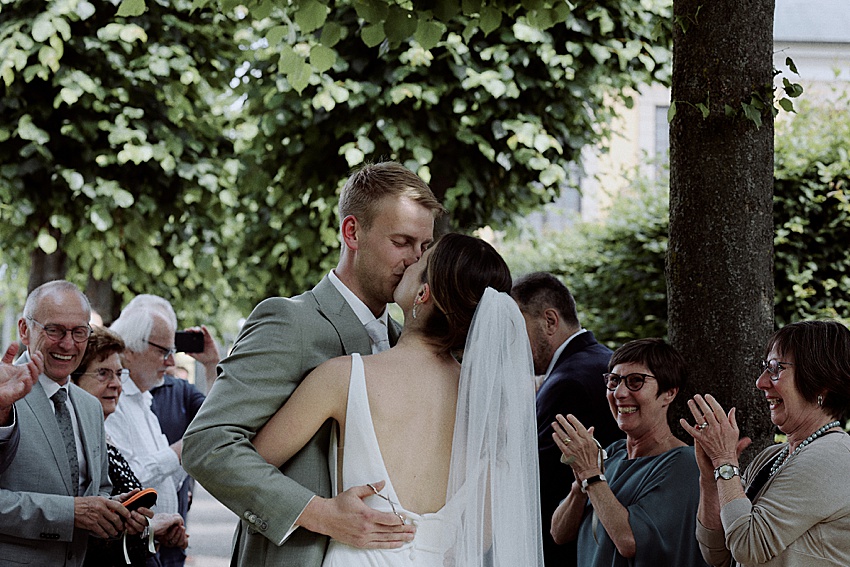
[182,276,400,567]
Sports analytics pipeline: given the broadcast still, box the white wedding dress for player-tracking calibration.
[323,289,544,567]
[323,353,460,566]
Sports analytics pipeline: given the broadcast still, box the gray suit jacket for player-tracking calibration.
[183,276,400,567]
[0,377,111,567]
[0,407,20,474]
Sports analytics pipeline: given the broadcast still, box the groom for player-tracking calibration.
[183,162,444,566]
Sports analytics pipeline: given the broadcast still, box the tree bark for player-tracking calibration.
[27,248,67,294]
[668,0,776,462]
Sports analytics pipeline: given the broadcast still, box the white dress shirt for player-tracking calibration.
[542,329,589,382]
[105,373,182,514]
[329,269,389,354]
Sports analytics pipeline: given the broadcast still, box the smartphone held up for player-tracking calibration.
[174,330,204,353]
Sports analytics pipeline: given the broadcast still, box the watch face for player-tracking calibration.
[719,464,736,479]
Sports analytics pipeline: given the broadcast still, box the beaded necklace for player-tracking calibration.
[769,420,842,477]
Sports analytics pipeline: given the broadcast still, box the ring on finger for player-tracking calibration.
[697,421,709,430]
[562,436,571,445]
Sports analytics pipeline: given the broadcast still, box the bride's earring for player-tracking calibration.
[412,300,419,320]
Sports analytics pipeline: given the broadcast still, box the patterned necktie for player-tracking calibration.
[52,389,80,496]
[365,319,391,353]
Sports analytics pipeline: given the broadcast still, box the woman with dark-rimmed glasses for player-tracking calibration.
[683,320,850,567]
[551,338,708,567]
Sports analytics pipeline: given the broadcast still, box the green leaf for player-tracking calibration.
[310,45,336,73]
[778,98,795,113]
[361,24,385,48]
[76,1,96,20]
[354,0,388,23]
[250,1,272,20]
[412,146,432,164]
[696,102,709,119]
[344,146,365,167]
[786,56,798,75]
[479,7,502,35]
[462,0,482,15]
[32,17,55,43]
[17,115,50,144]
[287,61,312,94]
[320,22,343,47]
[116,0,146,17]
[741,103,763,128]
[667,101,676,123]
[385,7,417,45]
[37,231,58,254]
[267,25,289,46]
[295,0,328,34]
[118,25,148,44]
[414,20,445,51]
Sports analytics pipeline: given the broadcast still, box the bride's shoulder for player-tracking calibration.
[305,355,358,387]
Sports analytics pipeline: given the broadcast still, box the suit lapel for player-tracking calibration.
[312,276,373,355]
[24,381,76,496]
[552,331,599,372]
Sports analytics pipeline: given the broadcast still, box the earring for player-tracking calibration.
[412,301,418,320]
[818,395,824,407]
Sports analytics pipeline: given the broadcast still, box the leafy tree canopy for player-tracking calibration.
[0,0,241,322]
[207,0,672,303]
[2,0,672,327]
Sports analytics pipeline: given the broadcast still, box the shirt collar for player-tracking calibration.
[39,373,67,399]
[543,328,588,381]
[328,269,388,328]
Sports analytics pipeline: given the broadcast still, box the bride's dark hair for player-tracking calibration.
[420,233,512,353]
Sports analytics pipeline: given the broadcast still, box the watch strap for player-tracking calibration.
[580,474,607,493]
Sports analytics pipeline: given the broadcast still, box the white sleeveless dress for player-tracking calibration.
[322,354,460,567]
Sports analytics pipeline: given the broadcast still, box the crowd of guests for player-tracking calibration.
[1,160,849,567]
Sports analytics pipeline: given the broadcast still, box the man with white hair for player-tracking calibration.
[108,300,187,564]
[114,294,220,567]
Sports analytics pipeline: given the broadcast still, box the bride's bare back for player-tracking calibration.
[252,341,460,515]
[356,348,459,514]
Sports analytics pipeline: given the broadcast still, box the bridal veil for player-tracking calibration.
[445,287,544,567]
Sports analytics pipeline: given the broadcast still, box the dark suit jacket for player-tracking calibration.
[536,331,623,567]
[182,276,400,567]
[0,378,111,567]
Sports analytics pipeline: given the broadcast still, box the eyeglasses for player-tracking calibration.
[80,368,129,383]
[759,359,794,381]
[603,372,656,392]
[27,318,92,343]
[147,340,176,361]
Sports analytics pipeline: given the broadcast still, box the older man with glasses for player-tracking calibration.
[106,299,186,552]
[0,280,146,567]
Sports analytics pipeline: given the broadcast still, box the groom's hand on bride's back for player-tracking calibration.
[296,480,416,548]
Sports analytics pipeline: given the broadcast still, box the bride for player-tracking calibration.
[252,233,544,566]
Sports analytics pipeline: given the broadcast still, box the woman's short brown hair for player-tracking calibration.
[765,320,850,421]
[70,326,125,383]
[609,338,687,397]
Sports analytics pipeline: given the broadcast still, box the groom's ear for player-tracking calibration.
[341,215,361,250]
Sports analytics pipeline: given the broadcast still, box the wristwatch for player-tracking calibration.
[580,474,607,493]
[713,463,741,481]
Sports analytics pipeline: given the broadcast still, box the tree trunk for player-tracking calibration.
[86,277,120,326]
[28,248,68,294]
[668,0,776,462]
